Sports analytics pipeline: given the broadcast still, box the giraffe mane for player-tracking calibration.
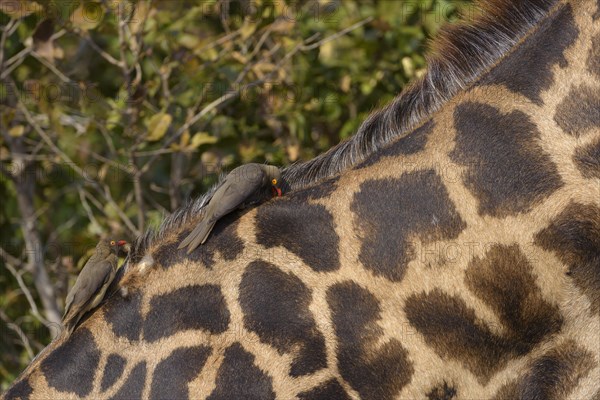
[126,177,223,265]
[126,0,560,266]
[281,0,560,188]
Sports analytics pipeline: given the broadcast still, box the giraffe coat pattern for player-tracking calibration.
[4,0,600,399]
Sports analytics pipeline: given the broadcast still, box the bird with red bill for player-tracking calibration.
[179,163,282,253]
[62,238,129,335]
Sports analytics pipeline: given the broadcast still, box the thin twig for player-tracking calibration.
[77,30,125,67]
[45,215,78,248]
[102,183,139,235]
[195,29,241,54]
[31,51,72,83]
[8,79,140,235]
[143,189,170,215]
[134,148,182,157]
[1,29,66,80]
[2,47,31,77]
[300,17,373,51]
[78,187,102,232]
[138,89,239,176]
[86,150,132,174]
[137,19,369,177]
[81,188,105,215]
[0,309,34,359]
[0,248,50,327]
[0,18,17,69]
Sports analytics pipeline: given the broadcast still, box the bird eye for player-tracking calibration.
[271,178,277,185]
[110,240,116,246]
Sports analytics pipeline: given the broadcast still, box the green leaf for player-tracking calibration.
[146,113,172,142]
[178,34,200,49]
[71,2,102,31]
[8,125,25,137]
[190,132,218,149]
[0,1,42,18]
[240,21,256,40]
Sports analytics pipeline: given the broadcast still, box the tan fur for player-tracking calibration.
[4,1,600,399]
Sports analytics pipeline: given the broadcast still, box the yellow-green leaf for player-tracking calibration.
[190,132,217,149]
[146,113,172,142]
[0,1,42,18]
[8,125,25,137]
[180,130,190,147]
[130,1,150,34]
[178,34,200,50]
[240,21,256,40]
[71,2,102,31]
[198,47,218,61]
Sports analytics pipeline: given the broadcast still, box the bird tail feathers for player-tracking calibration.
[178,219,216,253]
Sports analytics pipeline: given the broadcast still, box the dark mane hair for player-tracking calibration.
[281,0,560,188]
[127,0,561,263]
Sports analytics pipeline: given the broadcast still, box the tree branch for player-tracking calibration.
[0,309,34,360]
[7,79,140,236]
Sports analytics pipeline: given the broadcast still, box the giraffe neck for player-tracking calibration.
[280,0,569,190]
[5,0,600,399]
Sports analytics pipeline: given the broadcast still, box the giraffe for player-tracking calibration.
[4,0,600,398]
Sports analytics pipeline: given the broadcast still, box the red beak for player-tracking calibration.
[272,186,282,197]
[117,240,127,246]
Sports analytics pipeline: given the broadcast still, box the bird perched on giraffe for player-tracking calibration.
[62,238,128,335]
[179,163,282,253]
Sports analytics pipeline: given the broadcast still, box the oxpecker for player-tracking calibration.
[179,163,282,253]
[62,239,128,335]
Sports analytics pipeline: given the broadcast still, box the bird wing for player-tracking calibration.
[212,166,265,219]
[179,218,217,252]
[178,165,265,252]
[63,259,114,320]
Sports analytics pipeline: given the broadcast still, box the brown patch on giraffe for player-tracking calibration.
[278,0,559,190]
[109,361,146,400]
[150,346,211,400]
[297,379,352,400]
[535,202,600,314]
[100,354,126,392]
[493,340,596,400]
[426,381,457,400]
[493,381,520,400]
[351,170,466,281]
[151,214,245,270]
[207,343,275,400]
[39,328,100,397]
[256,201,340,272]
[103,288,143,341]
[451,102,563,217]
[574,138,600,179]
[465,244,563,346]
[588,33,600,77]
[554,84,600,137]
[356,119,435,169]
[3,378,32,400]
[327,281,413,399]
[480,4,578,104]
[185,214,245,269]
[143,284,230,342]
[150,240,181,270]
[239,261,327,376]
[406,290,510,383]
[406,245,563,383]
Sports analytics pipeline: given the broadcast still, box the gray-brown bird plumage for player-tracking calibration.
[62,239,127,335]
[179,163,282,253]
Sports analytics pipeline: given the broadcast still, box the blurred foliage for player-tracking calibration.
[0,0,470,389]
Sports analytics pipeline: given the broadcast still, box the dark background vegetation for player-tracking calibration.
[0,0,470,388]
